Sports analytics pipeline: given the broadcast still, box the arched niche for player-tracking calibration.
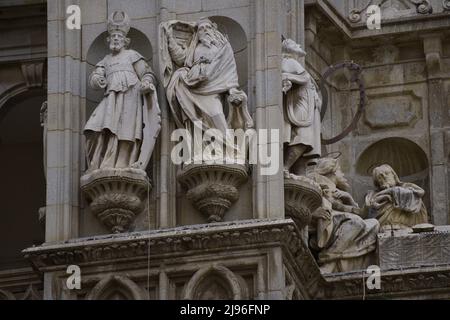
[209,16,248,93]
[0,89,46,270]
[81,29,156,236]
[86,275,145,300]
[85,28,154,114]
[183,265,248,300]
[355,137,430,212]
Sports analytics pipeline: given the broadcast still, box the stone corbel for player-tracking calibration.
[20,61,45,88]
[304,11,318,50]
[422,34,443,79]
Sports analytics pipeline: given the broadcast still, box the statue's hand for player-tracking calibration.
[333,190,353,203]
[140,81,155,94]
[95,76,107,89]
[313,207,331,221]
[351,206,361,215]
[282,79,292,93]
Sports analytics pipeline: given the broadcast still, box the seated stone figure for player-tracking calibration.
[364,164,429,231]
[308,158,380,273]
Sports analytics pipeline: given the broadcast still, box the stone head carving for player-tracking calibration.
[107,11,131,52]
[365,164,429,230]
[372,164,401,190]
[315,158,350,192]
[282,38,307,57]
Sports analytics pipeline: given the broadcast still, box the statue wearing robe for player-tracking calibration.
[160,18,253,136]
[84,11,161,171]
[308,158,379,273]
[364,164,429,231]
[282,38,322,176]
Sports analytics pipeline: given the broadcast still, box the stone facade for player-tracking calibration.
[0,0,449,300]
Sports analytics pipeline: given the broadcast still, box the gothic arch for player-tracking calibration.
[86,275,145,300]
[183,265,248,300]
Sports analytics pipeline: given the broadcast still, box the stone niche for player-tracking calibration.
[80,28,157,237]
[354,137,430,212]
[175,16,254,226]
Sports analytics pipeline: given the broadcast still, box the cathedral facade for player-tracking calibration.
[0,0,449,300]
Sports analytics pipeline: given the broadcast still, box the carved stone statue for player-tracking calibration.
[84,11,160,170]
[308,158,380,273]
[282,38,322,177]
[364,164,429,231]
[160,18,253,138]
[80,11,161,233]
[159,18,252,223]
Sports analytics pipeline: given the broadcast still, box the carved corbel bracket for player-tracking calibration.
[284,176,322,230]
[20,61,45,88]
[81,168,150,234]
[421,35,443,79]
[178,163,249,223]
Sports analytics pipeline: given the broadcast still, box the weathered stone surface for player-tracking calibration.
[81,168,150,233]
[178,163,249,222]
[378,226,450,269]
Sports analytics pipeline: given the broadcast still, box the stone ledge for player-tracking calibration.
[23,219,309,271]
[378,226,450,270]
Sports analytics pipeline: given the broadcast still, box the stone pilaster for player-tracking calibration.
[422,33,449,225]
[46,0,83,242]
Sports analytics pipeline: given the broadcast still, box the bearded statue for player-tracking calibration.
[160,18,253,162]
[364,164,429,231]
[84,11,161,171]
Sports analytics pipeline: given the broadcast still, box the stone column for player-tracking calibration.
[251,0,284,220]
[157,0,177,229]
[46,0,83,242]
[250,0,286,300]
[422,34,449,225]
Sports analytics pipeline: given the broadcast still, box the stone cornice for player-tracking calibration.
[322,264,450,299]
[22,218,450,299]
[305,0,450,41]
[23,219,311,271]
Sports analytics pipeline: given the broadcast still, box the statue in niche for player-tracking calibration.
[282,38,322,177]
[308,158,380,273]
[364,164,429,231]
[159,18,253,223]
[80,11,161,234]
[160,17,253,160]
[84,11,161,171]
